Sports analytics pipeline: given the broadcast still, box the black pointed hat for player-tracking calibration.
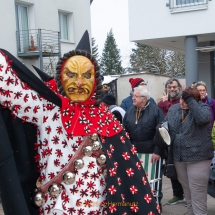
[75,30,91,54]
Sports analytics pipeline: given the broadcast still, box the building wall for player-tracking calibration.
[128,0,215,42]
[198,47,214,98]
[117,73,171,105]
[0,0,91,72]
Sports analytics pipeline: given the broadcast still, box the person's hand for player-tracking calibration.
[182,91,192,102]
[151,153,160,164]
[160,91,168,102]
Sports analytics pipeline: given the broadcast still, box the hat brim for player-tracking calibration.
[158,127,171,146]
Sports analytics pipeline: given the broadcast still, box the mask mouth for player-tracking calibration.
[67,87,90,94]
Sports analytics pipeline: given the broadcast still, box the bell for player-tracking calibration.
[97,154,106,164]
[48,183,62,197]
[74,159,84,169]
[63,171,76,185]
[103,169,107,178]
[32,192,44,207]
[92,141,101,151]
[91,133,98,141]
[83,145,93,156]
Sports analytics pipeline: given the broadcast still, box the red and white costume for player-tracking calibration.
[0,50,160,215]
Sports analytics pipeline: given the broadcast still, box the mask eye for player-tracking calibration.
[66,72,76,78]
[84,72,91,79]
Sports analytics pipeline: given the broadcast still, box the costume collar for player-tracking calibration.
[60,95,123,137]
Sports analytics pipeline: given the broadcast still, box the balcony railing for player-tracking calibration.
[168,0,208,13]
[16,29,61,73]
[16,29,60,57]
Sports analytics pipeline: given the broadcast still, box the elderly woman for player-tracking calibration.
[162,88,214,215]
[194,81,215,129]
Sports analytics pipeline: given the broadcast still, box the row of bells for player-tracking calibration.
[33,134,107,207]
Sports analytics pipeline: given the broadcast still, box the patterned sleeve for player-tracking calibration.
[187,98,211,125]
[0,51,50,126]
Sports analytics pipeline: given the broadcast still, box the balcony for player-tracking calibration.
[167,0,208,13]
[16,29,61,73]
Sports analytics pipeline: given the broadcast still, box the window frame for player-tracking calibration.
[169,0,208,13]
[59,12,69,41]
[15,3,30,53]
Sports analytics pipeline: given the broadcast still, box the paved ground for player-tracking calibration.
[0,176,214,214]
[162,176,215,215]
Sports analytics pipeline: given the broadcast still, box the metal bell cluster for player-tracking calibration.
[32,134,107,208]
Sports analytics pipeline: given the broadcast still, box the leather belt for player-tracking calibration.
[36,136,91,194]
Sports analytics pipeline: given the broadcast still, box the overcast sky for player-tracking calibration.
[90,0,135,68]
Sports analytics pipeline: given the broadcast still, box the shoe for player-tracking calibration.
[167,196,185,205]
[184,202,187,207]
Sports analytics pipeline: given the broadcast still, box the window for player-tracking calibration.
[59,12,69,41]
[176,0,204,5]
[15,4,29,52]
[169,0,208,13]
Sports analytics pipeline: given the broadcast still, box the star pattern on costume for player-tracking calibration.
[126,168,134,177]
[109,168,117,177]
[108,205,117,213]
[136,161,142,170]
[117,177,121,186]
[122,152,130,160]
[108,185,117,195]
[130,204,139,213]
[120,135,126,144]
[130,185,138,194]
[142,177,148,185]
[144,194,152,203]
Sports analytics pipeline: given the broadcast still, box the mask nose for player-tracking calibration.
[76,77,83,87]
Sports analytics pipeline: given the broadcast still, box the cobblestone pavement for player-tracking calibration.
[0,176,214,215]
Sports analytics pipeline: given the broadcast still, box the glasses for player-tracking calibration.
[167,86,178,90]
[139,82,147,86]
[132,95,145,98]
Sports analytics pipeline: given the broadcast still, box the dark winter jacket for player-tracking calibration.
[164,97,214,162]
[120,95,156,111]
[123,102,165,157]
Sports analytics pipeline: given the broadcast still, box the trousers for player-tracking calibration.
[174,160,211,215]
[170,178,184,197]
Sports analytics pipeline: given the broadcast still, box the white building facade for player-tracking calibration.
[128,0,215,97]
[0,0,92,74]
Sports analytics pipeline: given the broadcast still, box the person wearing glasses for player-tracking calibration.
[194,81,215,129]
[158,78,182,115]
[120,78,156,111]
[123,85,165,211]
[157,78,185,206]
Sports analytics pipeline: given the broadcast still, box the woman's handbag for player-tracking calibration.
[163,144,177,180]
